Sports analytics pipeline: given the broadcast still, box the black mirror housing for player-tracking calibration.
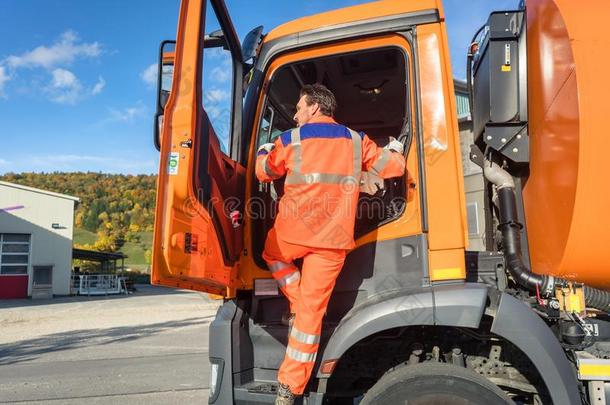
[153,40,176,151]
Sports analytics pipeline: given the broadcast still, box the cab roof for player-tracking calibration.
[265,0,444,42]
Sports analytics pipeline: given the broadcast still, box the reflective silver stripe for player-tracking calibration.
[277,271,300,287]
[285,126,361,186]
[291,128,302,173]
[285,172,358,185]
[291,327,320,345]
[371,148,391,175]
[268,261,292,273]
[348,129,362,181]
[286,346,317,363]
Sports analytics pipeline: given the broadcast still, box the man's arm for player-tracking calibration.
[255,137,287,182]
[361,134,406,178]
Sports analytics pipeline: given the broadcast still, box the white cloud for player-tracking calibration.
[210,66,230,83]
[47,68,83,104]
[206,105,222,120]
[108,104,146,122]
[141,63,157,87]
[0,30,104,102]
[5,30,101,70]
[205,88,230,103]
[205,49,232,84]
[0,158,10,165]
[91,76,105,95]
[205,47,227,59]
[0,66,9,96]
[51,68,78,87]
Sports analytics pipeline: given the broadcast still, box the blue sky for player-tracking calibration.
[0,0,515,175]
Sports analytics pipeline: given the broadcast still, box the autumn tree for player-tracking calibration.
[0,172,157,253]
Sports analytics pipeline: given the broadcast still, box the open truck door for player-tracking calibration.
[152,0,249,296]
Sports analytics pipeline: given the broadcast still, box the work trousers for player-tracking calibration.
[262,227,347,395]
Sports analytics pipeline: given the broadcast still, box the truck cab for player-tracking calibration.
[151,0,610,403]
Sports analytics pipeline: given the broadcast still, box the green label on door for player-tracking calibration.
[168,152,179,175]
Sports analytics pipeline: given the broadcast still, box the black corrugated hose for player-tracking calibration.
[496,187,610,312]
[584,287,610,312]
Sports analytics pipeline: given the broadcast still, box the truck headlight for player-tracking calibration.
[208,357,224,403]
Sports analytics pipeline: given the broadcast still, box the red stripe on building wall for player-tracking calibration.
[0,275,28,299]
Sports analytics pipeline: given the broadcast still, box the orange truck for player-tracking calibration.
[151,0,610,403]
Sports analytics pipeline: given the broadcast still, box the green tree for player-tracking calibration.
[0,172,158,259]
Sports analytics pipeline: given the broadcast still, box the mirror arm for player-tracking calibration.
[210,0,244,63]
[203,36,227,49]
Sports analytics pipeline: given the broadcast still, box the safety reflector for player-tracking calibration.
[578,358,610,380]
[254,278,280,296]
[320,359,339,375]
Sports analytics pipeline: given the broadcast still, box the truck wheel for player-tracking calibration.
[360,362,513,405]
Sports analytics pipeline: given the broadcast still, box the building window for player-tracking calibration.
[466,202,480,236]
[0,233,31,275]
[455,93,470,120]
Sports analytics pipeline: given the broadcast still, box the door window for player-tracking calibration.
[258,103,294,146]
[251,46,412,266]
[202,0,236,155]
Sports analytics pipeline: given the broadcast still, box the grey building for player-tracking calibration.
[454,79,485,251]
[0,181,79,299]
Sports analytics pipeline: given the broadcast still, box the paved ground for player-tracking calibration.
[0,285,221,404]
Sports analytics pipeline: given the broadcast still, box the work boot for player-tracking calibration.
[281,312,295,327]
[275,382,296,405]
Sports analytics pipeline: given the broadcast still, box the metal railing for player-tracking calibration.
[71,274,128,296]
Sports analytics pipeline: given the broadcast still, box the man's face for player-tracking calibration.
[293,95,318,127]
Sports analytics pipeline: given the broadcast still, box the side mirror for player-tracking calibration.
[241,25,264,63]
[241,26,264,95]
[154,40,176,151]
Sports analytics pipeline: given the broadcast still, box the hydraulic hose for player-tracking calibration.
[466,24,486,121]
[584,287,610,312]
[495,185,553,295]
[483,159,610,312]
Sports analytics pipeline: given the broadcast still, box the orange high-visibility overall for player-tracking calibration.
[256,116,405,394]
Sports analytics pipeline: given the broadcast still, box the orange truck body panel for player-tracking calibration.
[524,0,610,289]
[262,3,468,283]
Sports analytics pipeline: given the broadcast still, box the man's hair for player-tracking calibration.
[300,83,337,117]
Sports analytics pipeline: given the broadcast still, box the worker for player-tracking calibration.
[255,83,406,404]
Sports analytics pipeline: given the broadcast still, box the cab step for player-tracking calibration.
[235,381,324,405]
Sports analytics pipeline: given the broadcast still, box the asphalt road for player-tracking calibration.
[0,285,221,404]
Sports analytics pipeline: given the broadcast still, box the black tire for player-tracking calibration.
[360,362,514,405]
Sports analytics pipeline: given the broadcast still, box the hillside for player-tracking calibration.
[1,172,157,271]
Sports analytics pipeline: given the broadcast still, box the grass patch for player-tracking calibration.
[122,241,146,264]
[137,231,153,245]
[73,228,97,245]
[123,231,153,271]
[72,229,153,272]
